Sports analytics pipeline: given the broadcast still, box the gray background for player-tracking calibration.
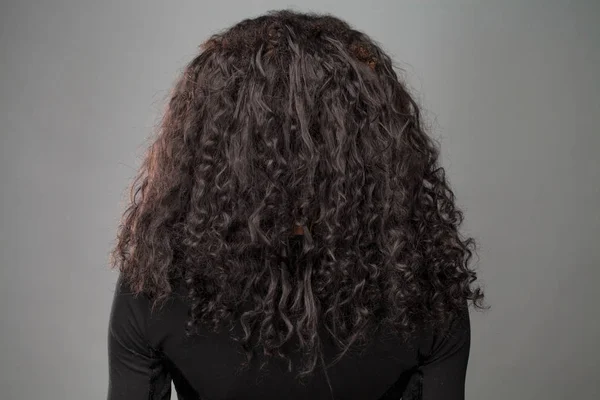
[1,1,598,399]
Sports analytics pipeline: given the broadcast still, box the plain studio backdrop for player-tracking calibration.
[1,1,598,399]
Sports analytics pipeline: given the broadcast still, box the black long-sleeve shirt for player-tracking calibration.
[107,274,471,400]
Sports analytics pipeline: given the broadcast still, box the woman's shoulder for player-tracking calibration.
[109,273,192,348]
[416,302,471,361]
[108,274,153,353]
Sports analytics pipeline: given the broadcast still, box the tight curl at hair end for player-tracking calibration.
[110,9,485,377]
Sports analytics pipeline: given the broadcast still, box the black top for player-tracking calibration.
[107,274,471,400]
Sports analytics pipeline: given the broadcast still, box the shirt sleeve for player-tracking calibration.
[107,274,172,400]
[404,305,472,400]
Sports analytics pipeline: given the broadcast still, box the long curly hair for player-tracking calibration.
[111,9,484,377]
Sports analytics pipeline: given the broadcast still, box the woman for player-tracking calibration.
[108,10,483,400]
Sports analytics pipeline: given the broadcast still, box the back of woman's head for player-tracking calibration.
[111,9,483,376]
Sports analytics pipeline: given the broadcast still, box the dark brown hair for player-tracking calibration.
[111,9,484,377]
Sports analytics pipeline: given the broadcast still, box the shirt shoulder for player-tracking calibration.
[108,274,154,355]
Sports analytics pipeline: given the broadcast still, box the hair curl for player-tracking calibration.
[111,9,484,377]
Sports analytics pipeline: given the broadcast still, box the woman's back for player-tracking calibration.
[108,272,471,400]
[108,10,482,400]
